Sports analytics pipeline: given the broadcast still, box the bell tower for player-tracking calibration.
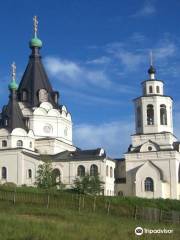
[134,60,173,135]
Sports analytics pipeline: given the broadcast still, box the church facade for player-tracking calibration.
[0,17,115,196]
[115,64,180,199]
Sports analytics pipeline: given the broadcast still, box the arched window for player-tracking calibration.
[22,90,28,102]
[17,140,23,147]
[2,140,7,147]
[77,165,85,177]
[90,164,98,176]
[156,86,160,93]
[2,167,7,179]
[137,106,142,127]
[147,104,154,125]
[28,169,32,179]
[106,166,108,177]
[149,86,153,93]
[144,177,154,192]
[160,104,167,125]
[52,168,61,183]
[110,167,113,178]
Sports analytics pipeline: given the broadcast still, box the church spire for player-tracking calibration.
[18,16,58,107]
[1,63,26,132]
[148,51,156,80]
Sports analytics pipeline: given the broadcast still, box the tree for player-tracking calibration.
[35,158,63,190]
[73,174,104,195]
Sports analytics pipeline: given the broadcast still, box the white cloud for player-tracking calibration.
[44,56,111,88]
[117,51,144,71]
[86,56,111,65]
[62,89,123,106]
[154,43,176,59]
[73,120,133,157]
[132,1,156,17]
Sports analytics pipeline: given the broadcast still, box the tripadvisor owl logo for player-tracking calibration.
[135,227,143,236]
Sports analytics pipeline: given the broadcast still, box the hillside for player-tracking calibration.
[0,200,179,240]
[0,187,180,239]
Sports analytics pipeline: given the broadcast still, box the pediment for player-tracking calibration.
[140,140,160,152]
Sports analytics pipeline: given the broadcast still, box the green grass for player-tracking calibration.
[0,201,179,240]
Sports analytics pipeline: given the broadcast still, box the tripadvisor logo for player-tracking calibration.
[135,227,143,236]
[135,226,174,236]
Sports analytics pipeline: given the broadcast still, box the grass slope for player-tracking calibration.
[0,201,179,240]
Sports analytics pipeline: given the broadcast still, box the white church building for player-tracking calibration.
[0,17,180,199]
[0,17,115,196]
[115,62,180,199]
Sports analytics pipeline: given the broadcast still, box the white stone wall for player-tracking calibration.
[0,148,115,196]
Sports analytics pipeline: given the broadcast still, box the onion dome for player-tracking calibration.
[148,65,156,75]
[29,16,42,49]
[29,37,42,48]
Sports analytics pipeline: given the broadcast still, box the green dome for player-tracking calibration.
[29,37,42,48]
[8,80,18,90]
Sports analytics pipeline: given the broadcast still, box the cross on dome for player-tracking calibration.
[33,16,38,37]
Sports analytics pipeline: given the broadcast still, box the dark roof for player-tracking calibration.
[17,47,58,107]
[1,90,26,131]
[114,158,125,161]
[52,148,107,162]
[22,148,107,162]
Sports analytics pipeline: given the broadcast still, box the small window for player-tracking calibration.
[2,167,7,179]
[17,140,23,147]
[110,167,113,178]
[28,169,32,179]
[156,86,160,93]
[144,177,154,192]
[90,164,98,176]
[106,166,108,177]
[148,146,152,151]
[38,89,48,103]
[2,140,7,147]
[29,142,32,148]
[149,86,153,93]
[4,118,8,126]
[77,165,85,177]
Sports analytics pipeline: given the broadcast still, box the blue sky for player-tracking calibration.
[1,0,180,157]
